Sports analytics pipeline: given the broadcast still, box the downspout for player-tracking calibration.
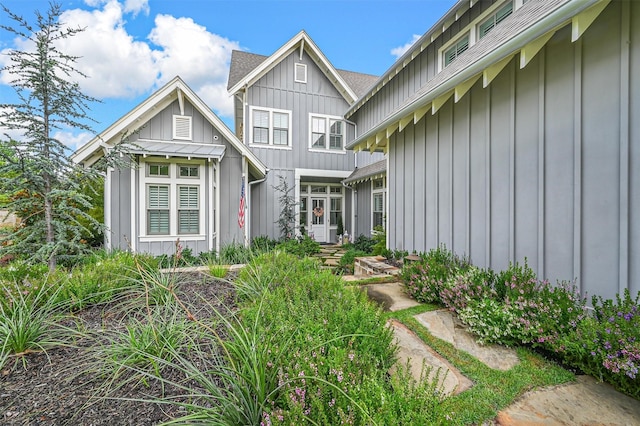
[341,179,355,240]
[246,168,269,246]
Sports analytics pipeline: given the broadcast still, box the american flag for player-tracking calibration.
[238,178,246,229]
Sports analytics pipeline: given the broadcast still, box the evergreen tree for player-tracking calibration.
[0,3,102,270]
[273,175,298,240]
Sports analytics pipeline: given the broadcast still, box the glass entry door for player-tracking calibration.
[311,198,326,242]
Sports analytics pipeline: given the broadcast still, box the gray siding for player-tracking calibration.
[350,0,497,134]
[107,164,131,251]
[386,1,639,299]
[109,98,245,255]
[352,180,373,238]
[245,51,355,171]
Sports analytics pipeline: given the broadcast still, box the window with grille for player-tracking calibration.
[444,35,469,67]
[330,198,342,226]
[253,110,269,144]
[310,115,344,151]
[373,192,385,229]
[178,185,199,234]
[148,164,169,177]
[273,112,289,145]
[148,185,170,234]
[250,107,291,147]
[179,165,199,178]
[479,2,513,39]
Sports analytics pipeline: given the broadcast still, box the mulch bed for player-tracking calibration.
[0,271,236,425]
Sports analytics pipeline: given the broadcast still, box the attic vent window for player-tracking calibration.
[479,1,513,39]
[173,115,192,140]
[295,63,307,83]
[444,34,469,67]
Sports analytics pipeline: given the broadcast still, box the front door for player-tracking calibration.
[311,198,326,242]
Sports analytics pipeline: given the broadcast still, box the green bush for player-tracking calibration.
[440,266,497,313]
[275,235,321,257]
[251,235,278,253]
[348,234,375,254]
[401,245,470,304]
[552,289,640,398]
[335,248,369,275]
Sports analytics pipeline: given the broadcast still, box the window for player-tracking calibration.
[311,116,326,149]
[444,35,469,67]
[178,186,199,234]
[148,185,170,235]
[372,178,386,230]
[253,110,269,144]
[173,115,192,140]
[141,161,205,239]
[330,187,342,194]
[250,107,291,147]
[299,197,308,226]
[310,186,327,194]
[179,165,199,178]
[295,63,307,83]
[148,164,169,177]
[479,2,513,39]
[273,112,289,145]
[329,120,343,150]
[330,198,342,226]
[373,193,385,229]
[309,115,345,151]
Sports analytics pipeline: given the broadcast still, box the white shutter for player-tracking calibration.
[148,185,169,208]
[173,115,192,140]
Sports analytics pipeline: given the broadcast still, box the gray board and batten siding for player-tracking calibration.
[243,50,359,238]
[349,0,498,135]
[376,1,638,300]
[108,98,246,255]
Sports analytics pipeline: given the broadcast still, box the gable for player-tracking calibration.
[72,76,267,178]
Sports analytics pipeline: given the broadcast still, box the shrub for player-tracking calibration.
[402,245,469,304]
[349,234,375,254]
[276,235,320,257]
[552,289,640,398]
[371,226,386,256]
[458,298,519,345]
[334,248,369,275]
[251,235,278,253]
[440,266,497,313]
[219,241,253,264]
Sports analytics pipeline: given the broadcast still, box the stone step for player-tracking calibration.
[414,310,519,371]
[389,319,473,397]
[364,282,421,312]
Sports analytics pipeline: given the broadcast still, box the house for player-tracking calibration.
[345,0,639,299]
[227,31,381,243]
[72,76,267,255]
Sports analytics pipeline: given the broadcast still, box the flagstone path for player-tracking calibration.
[355,280,640,426]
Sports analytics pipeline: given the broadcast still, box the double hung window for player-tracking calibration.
[309,115,344,151]
[250,107,291,147]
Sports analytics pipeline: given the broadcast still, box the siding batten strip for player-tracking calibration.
[537,52,545,280]
[573,38,583,293]
[509,62,516,263]
[485,86,491,267]
[619,1,631,294]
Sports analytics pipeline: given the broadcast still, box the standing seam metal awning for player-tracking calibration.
[127,140,227,160]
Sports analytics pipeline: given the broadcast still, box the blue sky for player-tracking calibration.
[1,0,456,150]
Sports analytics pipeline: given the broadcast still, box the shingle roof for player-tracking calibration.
[343,159,387,184]
[227,49,378,99]
[227,51,268,90]
[336,69,379,99]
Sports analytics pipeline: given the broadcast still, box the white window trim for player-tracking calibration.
[477,1,514,40]
[308,113,347,154]
[371,178,386,232]
[438,0,515,72]
[139,158,206,242]
[294,63,307,83]
[173,115,193,141]
[249,106,293,149]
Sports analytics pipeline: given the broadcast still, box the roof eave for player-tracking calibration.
[346,0,600,151]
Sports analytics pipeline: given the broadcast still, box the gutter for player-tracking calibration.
[346,0,599,150]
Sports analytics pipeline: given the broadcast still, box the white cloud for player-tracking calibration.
[148,14,239,116]
[124,0,149,16]
[2,0,240,120]
[391,34,421,59]
[53,130,94,151]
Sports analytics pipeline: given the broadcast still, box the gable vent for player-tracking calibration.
[295,63,307,83]
[173,115,192,140]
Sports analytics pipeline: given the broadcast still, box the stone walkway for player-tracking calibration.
[357,280,640,426]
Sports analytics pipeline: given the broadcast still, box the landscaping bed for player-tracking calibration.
[1,272,236,425]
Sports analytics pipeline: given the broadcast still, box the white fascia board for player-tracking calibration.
[294,168,352,180]
[227,31,357,104]
[346,0,600,150]
[72,76,183,164]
